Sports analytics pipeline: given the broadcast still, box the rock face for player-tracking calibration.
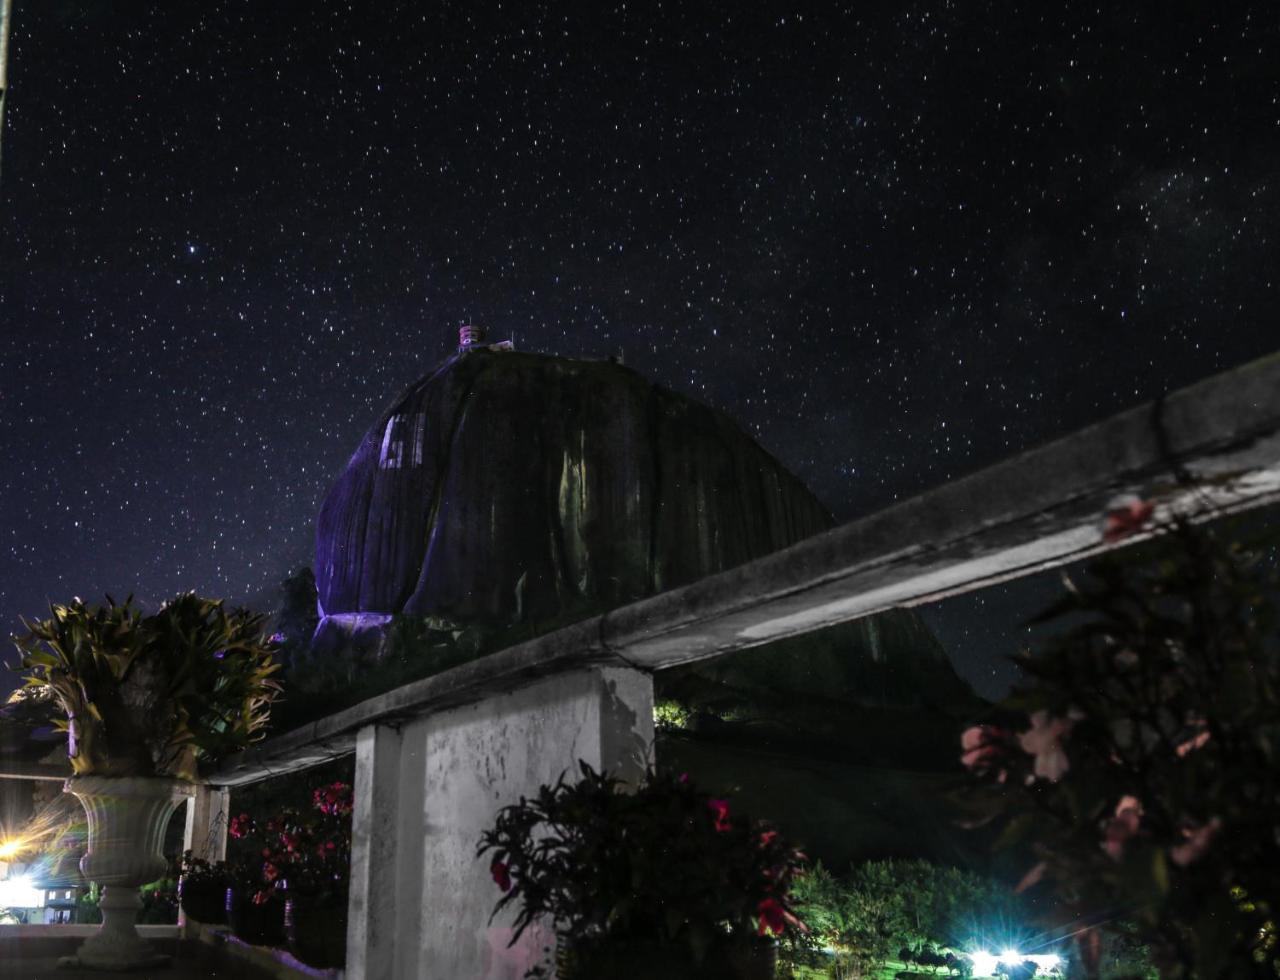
[308,345,984,867]
[316,348,832,629]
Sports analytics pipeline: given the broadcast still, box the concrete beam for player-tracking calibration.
[0,761,69,782]
[210,351,1280,788]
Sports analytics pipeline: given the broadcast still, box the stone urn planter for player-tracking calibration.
[61,776,195,971]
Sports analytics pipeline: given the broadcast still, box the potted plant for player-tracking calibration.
[176,851,231,926]
[478,763,809,979]
[276,782,353,969]
[11,593,282,969]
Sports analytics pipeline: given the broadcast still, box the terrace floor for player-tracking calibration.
[0,927,334,979]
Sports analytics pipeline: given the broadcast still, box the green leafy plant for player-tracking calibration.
[11,593,282,780]
[780,859,1027,979]
[959,516,1280,978]
[478,763,809,971]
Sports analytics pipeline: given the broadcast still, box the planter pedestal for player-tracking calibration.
[60,776,195,971]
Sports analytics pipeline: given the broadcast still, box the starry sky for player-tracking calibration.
[1,1,1277,700]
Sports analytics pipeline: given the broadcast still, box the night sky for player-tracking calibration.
[1,2,1277,701]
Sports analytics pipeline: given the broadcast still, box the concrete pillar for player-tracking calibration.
[182,784,229,863]
[346,721,416,980]
[344,665,654,980]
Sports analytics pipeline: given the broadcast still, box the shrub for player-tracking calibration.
[959,516,1280,978]
[478,763,809,966]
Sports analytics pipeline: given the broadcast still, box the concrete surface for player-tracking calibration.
[1,937,283,979]
[344,665,653,980]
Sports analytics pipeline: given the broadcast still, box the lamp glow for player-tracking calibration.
[971,951,999,976]
[969,949,1062,976]
[0,874,44,908]
[0,839,22,860]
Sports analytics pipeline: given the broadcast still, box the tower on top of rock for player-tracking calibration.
[457,322,514,354]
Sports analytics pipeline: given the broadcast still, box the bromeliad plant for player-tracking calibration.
[11,593,282,781]
[478,763,808,969]
[959,514,1280,979]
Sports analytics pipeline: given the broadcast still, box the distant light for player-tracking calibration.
[0,875,44,908]
[0,839,22,860]
[970,949,1062,976]
[971,951,999,976]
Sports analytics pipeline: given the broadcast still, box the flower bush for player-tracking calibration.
[228,780,353,906]
[477,762,809,967]
[959,516,1280,978]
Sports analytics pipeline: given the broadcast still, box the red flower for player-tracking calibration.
[263,862,280,882]
[490,858,512,892]
[314,782,354,816]
[251,890,271,906]
[1103,497,1155,543]
[758,830,778,848]
[707,799,732,832]
[229,813,253,839]
[280,832,298,853]
[752,900,783,941]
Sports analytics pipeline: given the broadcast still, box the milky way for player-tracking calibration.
[1,2,1277,698]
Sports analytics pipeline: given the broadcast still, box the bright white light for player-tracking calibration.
[971,951,999,976]
[0,875,44,908]
[970,949,1062,976]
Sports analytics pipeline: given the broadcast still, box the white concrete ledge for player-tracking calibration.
[195,352,1280,787]
[0,923,180,939]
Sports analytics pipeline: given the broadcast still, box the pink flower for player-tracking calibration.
[758,830,778,848]
[1175,728,1211,758]
[1015,861,1047,893]
[1170,818,1221,867]
[263,862,280,882]
[251,890,271,906]
[229,813,253,839]
[707,799,732,832]
[1114,649,1140,670]
[1018,711,1073,781]
[1101,796,1143,861]
[1103,497,1155,543]
[960,725,1008,773]
[490,858,512,892]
